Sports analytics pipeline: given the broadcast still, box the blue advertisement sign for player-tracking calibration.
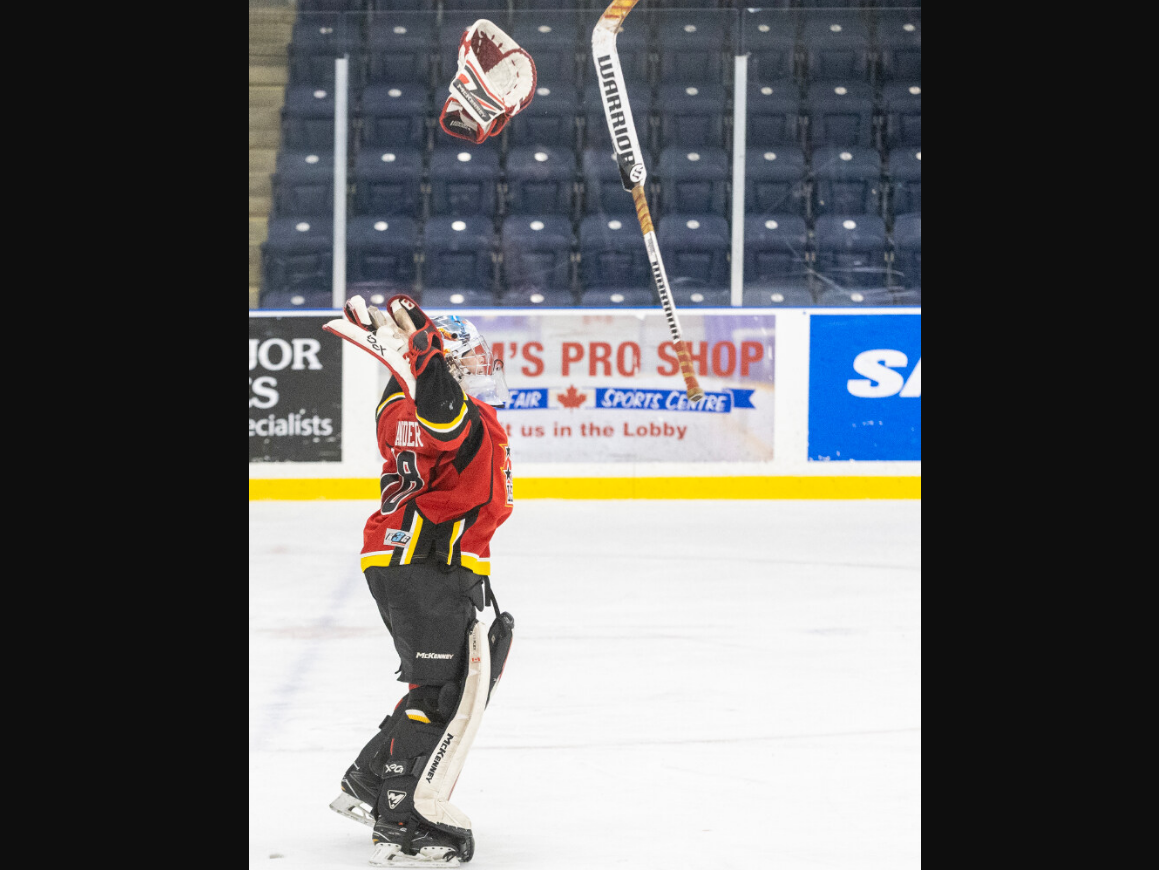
[808,314,921,461]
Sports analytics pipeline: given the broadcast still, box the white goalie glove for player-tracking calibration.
[322,295,418,399]
[439,19,537,144]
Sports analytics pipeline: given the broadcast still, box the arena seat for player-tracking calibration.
[875,9,921,83]
[655,214,730,288]
[512,15,580,86]
[351,147,424,218]
[801,12,871,82]
[505,145,577,216]
[891,213,921,289]
[747,79,802,147]
[813,215,888,289]
[420,287,499,308]
[259,288,335,310]
[262,217,333,296]
[669,287,730,307]
[281,86,337,151]
[656,11,731,85]
[345,216,419,288]
[501,215,574,291]
[428,146,500,217]
[579,288,656,307]
[742,284,815,307]
[655,146,730,217]
[366,14,434,86]
[742,215,809,287]
[744,11,799,84]
[358,83,430,149]
[657,83,727,149]
[805,81,875,148]
[288,14,363,88]
[814,287,894,307]
[887,146,921,218]
[882,82,922,147]
[506,84,581,149]
[744,146,808,216]
[579,214,652,290]
[811,145,882,217]
[421,216,496,291]
[271,151,334,218]
[500,287,576,307]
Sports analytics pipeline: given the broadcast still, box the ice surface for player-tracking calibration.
[250,499,921,869]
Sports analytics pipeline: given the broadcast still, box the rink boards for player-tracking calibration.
[249,307,921,499]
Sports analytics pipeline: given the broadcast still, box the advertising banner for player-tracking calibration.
[808,314,921,461]
[249,315,342,462]
[373,311,777,463]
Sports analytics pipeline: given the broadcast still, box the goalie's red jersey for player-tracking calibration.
[359,357,513,577]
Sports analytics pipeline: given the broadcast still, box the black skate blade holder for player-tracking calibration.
[482,577,514,705]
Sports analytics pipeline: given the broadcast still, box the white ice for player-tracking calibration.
[250,499,921,869]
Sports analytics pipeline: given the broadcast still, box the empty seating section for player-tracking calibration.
[505,146,577,216]
[352,147,423,217]
[656,147,729,218]
[811,146,881,216]
[259,3,921,308]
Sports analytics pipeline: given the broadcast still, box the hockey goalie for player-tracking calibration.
[439,19,537,144]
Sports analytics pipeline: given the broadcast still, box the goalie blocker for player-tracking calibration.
[440,19,537,144]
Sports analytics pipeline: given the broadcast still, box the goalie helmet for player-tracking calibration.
[432,315,509,407]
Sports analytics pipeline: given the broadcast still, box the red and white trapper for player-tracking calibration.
[439,19,537,144]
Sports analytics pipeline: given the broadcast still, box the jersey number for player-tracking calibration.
[380,450,423,514]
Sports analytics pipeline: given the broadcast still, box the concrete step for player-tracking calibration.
[250,127,281,149]
[249,104,281,132]
[250,64,288,87]
[250,148,277,175]
[250,218,269,247]
[250,170,272,198]
[250,194,272,218]
[250,245,264,286]
[249,12,293,51]
[249,85,285,109]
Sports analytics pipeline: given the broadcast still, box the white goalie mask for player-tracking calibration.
[433,315,509,407]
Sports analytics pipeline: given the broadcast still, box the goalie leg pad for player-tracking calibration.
[371,621,489,839]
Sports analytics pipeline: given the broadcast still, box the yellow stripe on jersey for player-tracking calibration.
[416,391,469,435]
[405,709,431,724]
[400,512,424,564]
[376,391,406,418]
[446,520,465,565]
[460,551,490,575]
[361,551,397,571]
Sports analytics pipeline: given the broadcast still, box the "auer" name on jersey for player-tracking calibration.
[395,420,424,448]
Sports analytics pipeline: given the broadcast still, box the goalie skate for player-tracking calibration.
[329,761,383,828]
[369,819,472,867]
[329,791,376,829]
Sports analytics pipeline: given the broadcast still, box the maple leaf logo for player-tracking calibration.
[557,385,587,410]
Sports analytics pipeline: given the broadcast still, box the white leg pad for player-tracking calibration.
[411,620,490,833]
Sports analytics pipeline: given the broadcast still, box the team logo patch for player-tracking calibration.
[386,790,407,810]
[384,528,412,546]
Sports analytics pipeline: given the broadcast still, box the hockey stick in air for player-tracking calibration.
[591,0,705,403]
